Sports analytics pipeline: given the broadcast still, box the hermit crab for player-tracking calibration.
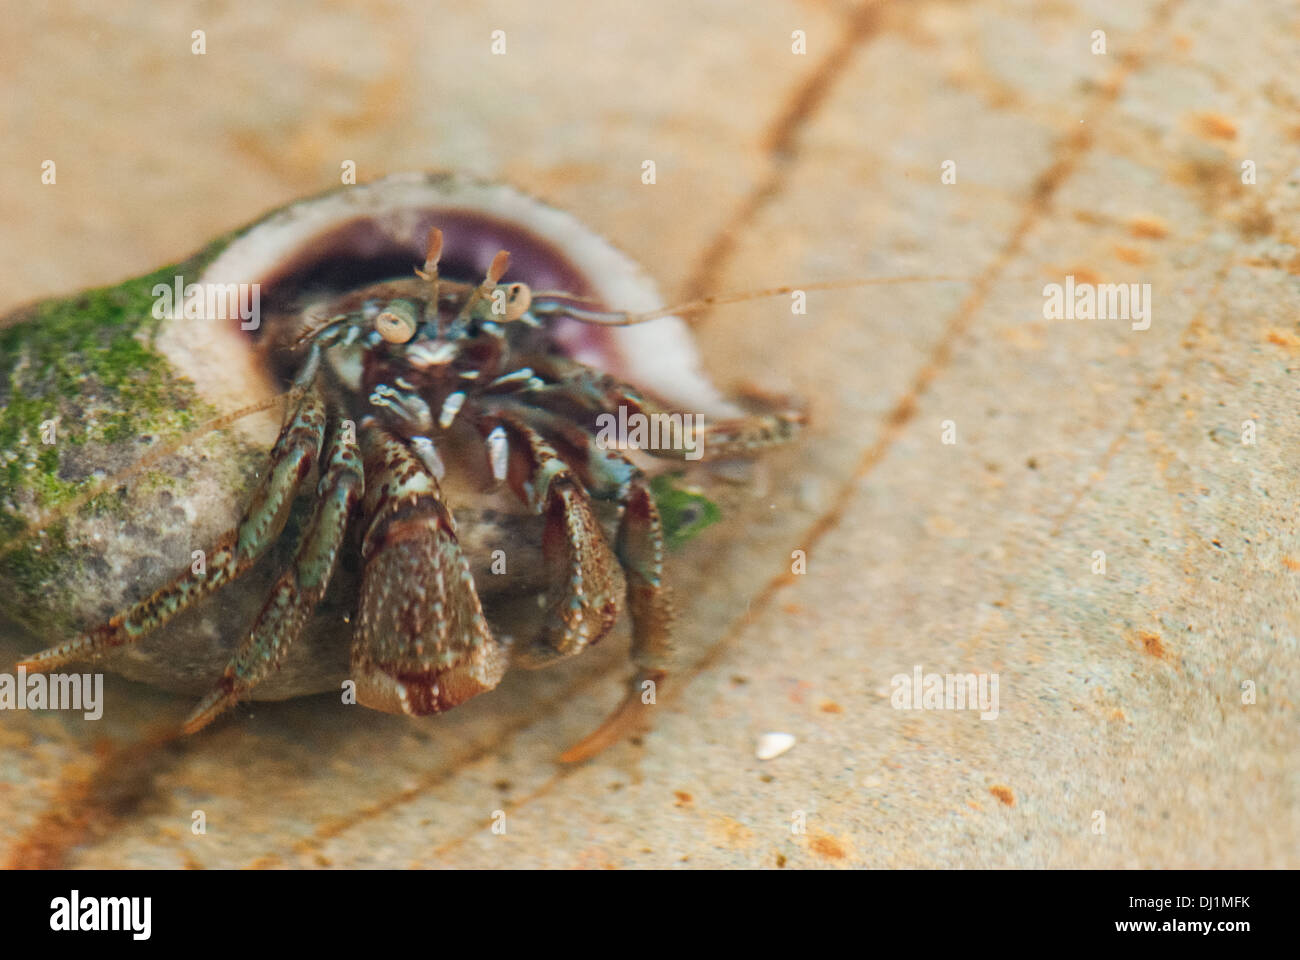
[2,173,803,757]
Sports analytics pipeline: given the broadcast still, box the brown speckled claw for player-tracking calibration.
[350,419,508,716]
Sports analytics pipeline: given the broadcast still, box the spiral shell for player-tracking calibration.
[0,173,728,699]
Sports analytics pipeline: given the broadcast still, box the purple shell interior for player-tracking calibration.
[252,208,618,370]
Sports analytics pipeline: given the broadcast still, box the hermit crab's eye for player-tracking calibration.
[503,282,532,321]
[375,298,421,344]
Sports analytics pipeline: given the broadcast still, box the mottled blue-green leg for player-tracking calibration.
[499,403,674,762]
[563,467,672,762]
[613,472,671,680]
[19,354,328,671]
[183,417,364,733]
[519,354,807,459]
[350,419,509,716]
[484,409,622,669]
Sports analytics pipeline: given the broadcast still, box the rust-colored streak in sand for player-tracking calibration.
[678,0,888,311]
[674,0,1183,691]
[5,729,182,869]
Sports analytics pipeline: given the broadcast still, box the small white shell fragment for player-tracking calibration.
[755,732,796,761]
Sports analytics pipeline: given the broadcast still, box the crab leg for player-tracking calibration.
[19,356,328,672]
[350,419,508,715]
[573,462,676,762]
[497,404,674,761]
[479,409,622,669]
[183,416,364,733]
[518,355,806,459]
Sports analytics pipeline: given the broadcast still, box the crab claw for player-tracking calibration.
[352,509,510,715]
[351,421,509,716]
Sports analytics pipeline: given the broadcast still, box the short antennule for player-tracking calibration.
[420,226,444,280]
[485,249,510,287]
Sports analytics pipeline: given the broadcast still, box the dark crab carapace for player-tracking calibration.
[19,190,804,757]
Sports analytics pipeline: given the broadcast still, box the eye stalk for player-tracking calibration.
[445,247,539,332]
[502,282,532,321]
[375,298,421,344]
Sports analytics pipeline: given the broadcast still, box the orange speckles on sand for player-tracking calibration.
[1237,203,1275,239]
[1130,216,1170,239]
[575,847,620,870]
[1266,330,1300,348]
[1110,708,1127,723]
[710,816,756,849]
[787,681,813,705]
[819,700,843,714]
[781,602,806,616]
[924,513,969,538]
[1050,266,1102,285]
[1283,556,1300,572]
[1191,112,1238,141]
[809,832,848,860]
[673,790,694,807]
[989,785,1016,806]
[999,323,1047,352]
[1136,630,1171,661]
[1113,245,1148,265]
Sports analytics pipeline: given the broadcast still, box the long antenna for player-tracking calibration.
[534,274,976,327]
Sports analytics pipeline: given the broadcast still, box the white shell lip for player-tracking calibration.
[158,172,739,445]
